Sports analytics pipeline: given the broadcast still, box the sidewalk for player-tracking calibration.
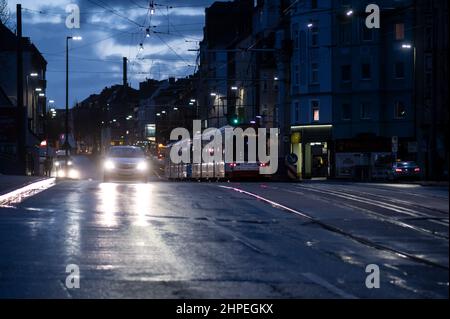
[410,181,449,187]
[0,175,49,196]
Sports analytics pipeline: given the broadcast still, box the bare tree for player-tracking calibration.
[0,0,11,27]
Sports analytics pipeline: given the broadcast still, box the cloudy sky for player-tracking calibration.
[7,0,216,108]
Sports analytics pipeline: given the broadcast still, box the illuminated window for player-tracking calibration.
[395,23,405,40]
[311,101,320,122]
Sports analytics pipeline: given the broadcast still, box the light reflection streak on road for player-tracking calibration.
[133,184,152,227]
[97,183,118,227]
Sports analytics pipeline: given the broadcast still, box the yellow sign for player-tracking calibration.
[291,132,301,144]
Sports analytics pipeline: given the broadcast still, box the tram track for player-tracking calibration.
[219,185,449,271]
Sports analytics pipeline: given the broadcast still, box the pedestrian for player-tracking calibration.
[44,156,53,177]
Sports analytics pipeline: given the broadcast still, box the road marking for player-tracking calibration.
[322,185,449,215]
[302,272,358,299]
[219,185,449,270]
[295,185,449,226]
[0,178,56,207]
[277,187,449,240]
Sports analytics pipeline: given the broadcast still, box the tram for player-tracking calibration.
[165,125,267,181]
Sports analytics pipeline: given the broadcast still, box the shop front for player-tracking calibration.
[333,136,392,180]
[290,125,333,180]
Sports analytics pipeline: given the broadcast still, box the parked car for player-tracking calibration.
[389,161,421,181]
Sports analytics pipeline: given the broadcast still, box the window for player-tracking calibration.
[362,23,373,41]
[293,24,299,49]
[311,63,319,84]
[395,62,405,79]
[340,22,352,44]
[395,23,405,41]
[361,102,371,119]
[341,65,352,82]
[311,26,319,46]
[294,102,300,123]
[361,63,371,80]
[394,102,407,119]
[311,100,320,122]
[342,103,351,120]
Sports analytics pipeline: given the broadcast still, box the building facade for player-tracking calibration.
[0,22,47,175]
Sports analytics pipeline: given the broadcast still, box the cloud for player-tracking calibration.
[6,0,215,106]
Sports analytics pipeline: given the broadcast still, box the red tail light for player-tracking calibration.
[414,168,420,172]
[229,163,237,168]
[395,169,403,173]
[260,163,268,167]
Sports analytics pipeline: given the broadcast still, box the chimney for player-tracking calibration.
[123,57,127,87]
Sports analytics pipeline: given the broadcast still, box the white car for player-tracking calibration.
[103,146,150,182]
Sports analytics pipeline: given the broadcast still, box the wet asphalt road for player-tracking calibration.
[0,156,448,298]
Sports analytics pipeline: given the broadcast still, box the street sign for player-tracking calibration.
[286,153,299,165]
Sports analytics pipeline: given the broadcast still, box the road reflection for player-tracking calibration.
[132,184,153,227]
[97,183,119,227]
[97,182,154,227]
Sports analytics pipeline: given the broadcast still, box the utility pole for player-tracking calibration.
[16,3,26,175]
[65,36,70,164]
[123,57,128,87]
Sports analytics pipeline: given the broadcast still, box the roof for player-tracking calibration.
[0,21,47,67]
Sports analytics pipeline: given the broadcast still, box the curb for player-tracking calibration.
[0,178,56,206]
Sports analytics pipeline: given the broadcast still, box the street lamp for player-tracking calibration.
[65,35,82,168]
[402,42,417,143]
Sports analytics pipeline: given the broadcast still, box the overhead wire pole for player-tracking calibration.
[16,3,26,175]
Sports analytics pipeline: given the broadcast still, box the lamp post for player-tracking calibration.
[65,36,82,168]
[401,43,417,138]
[25,73,39,132]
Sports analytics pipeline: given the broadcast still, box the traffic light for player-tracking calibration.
[230,115,240,126]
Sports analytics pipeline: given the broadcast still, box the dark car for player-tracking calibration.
[389,161,421,181]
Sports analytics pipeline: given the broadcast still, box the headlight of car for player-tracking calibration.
[68,169,80,179]
[55,161,60,167]
[104,160,115,170]
[57,169,66,178]
[68,161,73,166]
[137,161,148,171]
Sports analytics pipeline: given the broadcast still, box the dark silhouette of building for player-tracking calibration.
[0,21,47,175]
[415,0,449,180]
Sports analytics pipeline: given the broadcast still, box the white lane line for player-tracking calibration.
[302,272,358,299]
[219,185,315,221]
[0,178,56,206]
[219,185,449,270]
